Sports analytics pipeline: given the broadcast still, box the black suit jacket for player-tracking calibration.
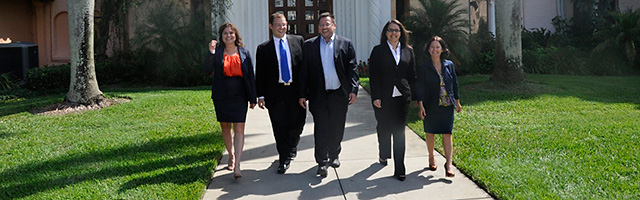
[256,35,304,106]
[415,59,459,109]
[298,35,359,101]
[202,46,257,103]
[368,43,417,102]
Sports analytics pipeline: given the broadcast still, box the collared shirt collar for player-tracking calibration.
[321,33,335,44]
[387,41,401,53]
[387,41,401,65]
[273,34,288,43]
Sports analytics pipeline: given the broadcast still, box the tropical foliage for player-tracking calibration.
[405,0,470,65]
[593,9,640,68]
[133,1,209,86]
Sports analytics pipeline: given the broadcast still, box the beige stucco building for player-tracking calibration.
[1,0,639,68]
[463,0,640,34]
[0,0,201,68]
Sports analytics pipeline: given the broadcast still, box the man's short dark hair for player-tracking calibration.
[269,13,286,24]
[318,12,335,23]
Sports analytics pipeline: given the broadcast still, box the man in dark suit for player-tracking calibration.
[256,13,306,174]
[298,12,359,177]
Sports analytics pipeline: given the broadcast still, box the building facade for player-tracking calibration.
[466,0,640,34]
[2,0,639,68]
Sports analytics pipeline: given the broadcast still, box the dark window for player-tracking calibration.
[269,0,333,39]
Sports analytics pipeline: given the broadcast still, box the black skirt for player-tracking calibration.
[423,99,454,134]
[213,77,248,122]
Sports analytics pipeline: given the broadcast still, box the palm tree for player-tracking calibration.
[593,9,640,67]
[491,0,525,83]
[404,0,470,65]
[66,0,105,104]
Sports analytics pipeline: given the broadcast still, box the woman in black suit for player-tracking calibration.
[415,36,462,178]
[203,22,257,179]
[368,19,416,181]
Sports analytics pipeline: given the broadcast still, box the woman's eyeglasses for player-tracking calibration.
[386,29,401,33]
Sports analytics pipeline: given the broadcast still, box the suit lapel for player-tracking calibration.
[333,35,340,61]
[314,36,322,63]
[268,39,279,69]
[284,37,292,67]
[238,47,248,74]
[215,46,224,70]
[384,43,399,68]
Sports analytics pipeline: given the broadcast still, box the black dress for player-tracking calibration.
[415,59,459,134]
[213,76,248,122]
[202,47,257,123]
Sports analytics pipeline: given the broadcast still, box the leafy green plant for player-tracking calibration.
[522,27,552,49]
[25,64,70,91]
[357,59,369,78]
[404,0,470,65]
[466,19,495,75]
[96,0,140,60]
[0,73,15,91]
[593,9,640,68]
[94,50,144,85]
[133,1,209,86]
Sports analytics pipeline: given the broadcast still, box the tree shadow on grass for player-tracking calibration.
[405,75,640,126]
[0,132,220,199]
[0,96,63,117]
[457,75,640,108]
[0,86,211,117]
[0,131,26,139]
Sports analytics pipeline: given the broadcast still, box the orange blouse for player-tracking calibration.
[223,54,243,77]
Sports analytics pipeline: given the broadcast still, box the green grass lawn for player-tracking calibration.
[362,75,640,199]
[0,87,222,199]
[2,75,639,199]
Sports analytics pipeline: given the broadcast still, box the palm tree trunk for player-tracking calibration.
[66,0,105,105]
[491,0,525,83]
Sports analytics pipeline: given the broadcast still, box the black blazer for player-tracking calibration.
[368,43,417,102]
[202,46,257,104]
[255,35,304,104]
[415,59,459,109]
[298,34,359,101]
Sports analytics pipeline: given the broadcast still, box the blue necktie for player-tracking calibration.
[279,39,291,83]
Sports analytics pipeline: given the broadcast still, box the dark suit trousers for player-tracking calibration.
[309,89,349,165]
[374,97,409,175]
[266,85,307,164]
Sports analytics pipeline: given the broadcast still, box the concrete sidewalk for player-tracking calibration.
[202,86,493,200]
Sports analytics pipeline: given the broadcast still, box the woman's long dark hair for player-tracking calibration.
[379,19,410,47]
[217,22,244,48]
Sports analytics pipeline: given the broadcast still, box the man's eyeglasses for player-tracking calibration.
[319,23,334,28]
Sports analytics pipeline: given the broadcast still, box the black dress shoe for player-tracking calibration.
[329,158,340,168]
[316,165,328,177]
[277,163,289,174]
[290,148,297,159]
[277,159,291,174]
[379,158,388,166]
[395,174,406,181]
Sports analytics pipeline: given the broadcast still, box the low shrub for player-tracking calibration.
[522,46,635,75]
[357,60,369,78]
[95,50,143,85]
[25,64,70,91]
[464,25,495,75]
[0,73,16,91]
